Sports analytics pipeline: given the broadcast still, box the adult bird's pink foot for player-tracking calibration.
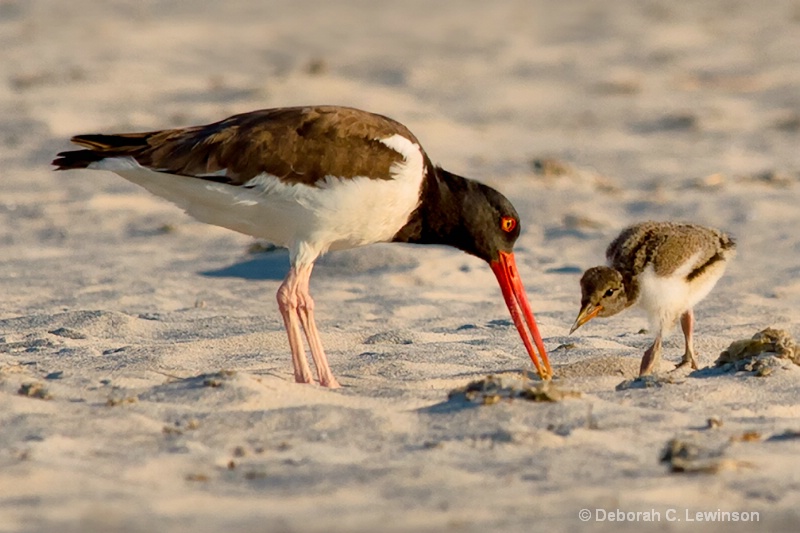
[52,105,552,386]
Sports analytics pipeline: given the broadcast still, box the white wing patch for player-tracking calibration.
[379,134,418,160]
[194,169,230,178]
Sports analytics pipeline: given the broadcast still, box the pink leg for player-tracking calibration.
[294,264,340,388]
[276,266,314,384]
[639,333,663,376]
[677,309,698,370]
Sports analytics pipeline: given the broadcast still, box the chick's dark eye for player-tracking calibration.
[604,288,615,298]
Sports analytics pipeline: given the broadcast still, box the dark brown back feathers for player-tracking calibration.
[52,106,421,186]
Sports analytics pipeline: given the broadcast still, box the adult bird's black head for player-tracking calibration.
[393,165,553,380]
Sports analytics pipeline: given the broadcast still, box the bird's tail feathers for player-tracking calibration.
[52,132,154,170]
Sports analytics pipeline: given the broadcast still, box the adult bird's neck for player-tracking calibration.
[391,162,476,254]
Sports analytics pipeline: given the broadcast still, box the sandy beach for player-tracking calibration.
[1,1,800,531]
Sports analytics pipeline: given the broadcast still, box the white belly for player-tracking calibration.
[636,258,727,331]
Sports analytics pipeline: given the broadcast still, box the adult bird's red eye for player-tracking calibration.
[501,216,516,233]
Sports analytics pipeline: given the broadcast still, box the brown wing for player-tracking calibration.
[605,221,665,277]
[52,106,420,186]
[607,221,735,279]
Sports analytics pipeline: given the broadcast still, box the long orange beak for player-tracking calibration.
[490,251,552,380]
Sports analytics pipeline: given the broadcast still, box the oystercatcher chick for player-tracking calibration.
[52,105,552,388]
[570,221,735,375]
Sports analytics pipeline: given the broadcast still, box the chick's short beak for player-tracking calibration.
[569,303,602,334]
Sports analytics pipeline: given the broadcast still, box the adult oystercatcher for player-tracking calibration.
[53,105,552,388]
[570,221,735,375]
